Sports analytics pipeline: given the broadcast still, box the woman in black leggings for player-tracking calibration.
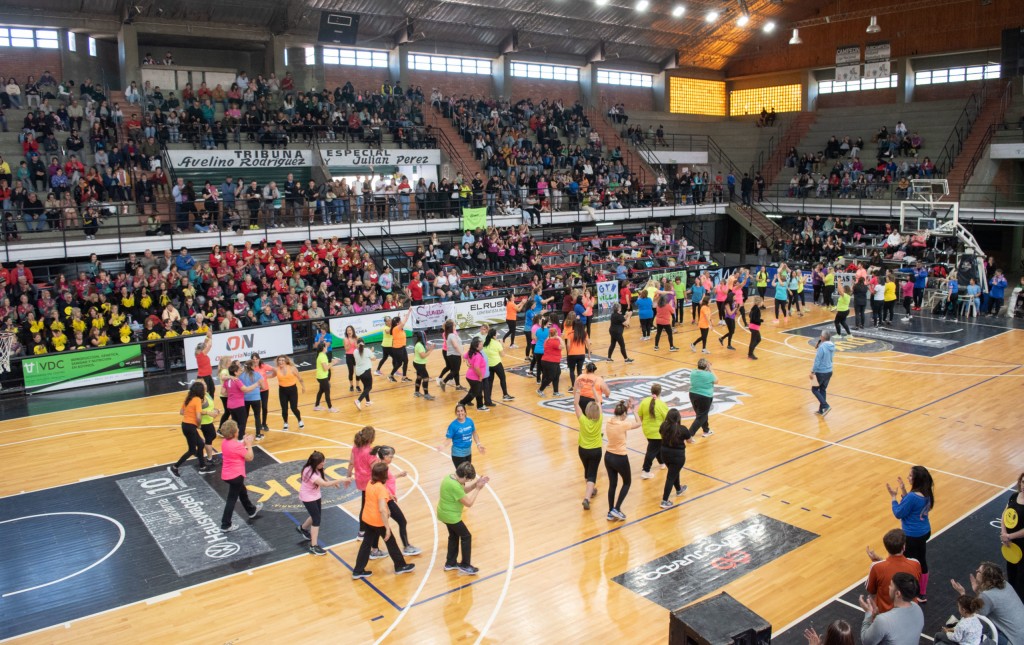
[275,355,304,429]
[603,399,642,521]
[502,293,526,348]
[688,358,717,438]
[659,409,693,508]
[217,356,233,428]
[689,295,711,353]
[438,319,464,391]
[353,340,374,410]
[313,341,341,412]
[718,290,738,350]
[747,297,763,359]
[250,353,276,435]
[606,304,633,362]
[481,327,514,404]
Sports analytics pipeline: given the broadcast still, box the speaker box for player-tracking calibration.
[318,12,360,46]
[668,593,771,645]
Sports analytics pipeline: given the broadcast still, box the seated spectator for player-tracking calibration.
[950,562,1024,645]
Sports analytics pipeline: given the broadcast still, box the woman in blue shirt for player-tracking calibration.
[772,269,790,324]
[690,280,706,324]
[238,361,264,440]
[529,316,550,382]
[887,465,935,601]
[437,403,484,468]
[636,292,654,340]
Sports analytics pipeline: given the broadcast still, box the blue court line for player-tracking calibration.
[499,400,733,485]
[283,510,404,612]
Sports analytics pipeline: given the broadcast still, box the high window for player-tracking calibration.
[915,64,1000,85]
[597,69,653,87]
[818,74,899,94]
[323,47,388,68]
[0,27,59,49]
[510,62,579,82]
[408,54,490,75]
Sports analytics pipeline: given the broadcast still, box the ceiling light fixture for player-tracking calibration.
[788,28,802,45]
[671,5,685,17]
[737,14,749,27]
[636,0,649,11]
[595,0,609,6]
[763,21,775,33]
[866,15,881,33]
[706,10,719,22]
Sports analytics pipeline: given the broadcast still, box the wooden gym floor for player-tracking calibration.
[1,304,1022,643]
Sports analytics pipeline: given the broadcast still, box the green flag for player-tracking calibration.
[462,207,487,231]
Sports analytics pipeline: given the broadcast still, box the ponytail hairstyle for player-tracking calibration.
[614,400,629,417]
[658,295,667,308]
[414,330,426,347]
[184,380,205,407]
[648,383,662,416]
[356,339,366,354]
[372,445,395,460]
[484,327,497,347]
[353,425,376,448]
[467,336,482,359]
[909,465,935,511]
[301,450,326,481]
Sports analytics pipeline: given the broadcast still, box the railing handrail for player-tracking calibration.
[959,80,1014,194]
[934,88,985,177]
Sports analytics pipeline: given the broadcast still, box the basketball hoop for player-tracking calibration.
[0,332,14,389]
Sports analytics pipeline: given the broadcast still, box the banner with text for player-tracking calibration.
[462,207,487,231]
[321,148,441,167]
[166,149,314,170]
[328,310,400,347]
[182,325,294,371]
[21,345,143,393]
[835,45,861,82]
[597,280,619,312]
[452,297,507,330]
[864,41,891,79]
[410,301,454,330]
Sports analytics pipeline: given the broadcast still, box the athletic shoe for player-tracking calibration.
[282,423,289,430]
[701,349,711,354]
[354,400,362,411]
[718,337,724,346]
[726,346,735,351]
[455,386,467,391]
[625,358,635,363]
[414,391,422,398]
[298,421,304,428]
[567,387,574,393]
[313,406,325,411]
[660,464,667,470]
[640,471,654,480]
[748,355,758,360]
[369,548,387,560]
[660,500,674,509]
[374,370,382,376]
[676,485,689,497]
[821,406,832,417]
[653,346,659,351]
[255,433,264,442]
[458,565,479,576]
[439,380,447,392]
[221,524,240,533]
[424,394,436,401]
[611,509,627,521]
[401,377,413,383]
[502,394,515,401]
[443,563,460,571]
[702,430,714,437]
[349,385,355,392]
[552,392,562,397]
[527,370,534,376]
[356,531,364,541]
[477,406,490,412]
[351,570,373,580]
[198,465,215,474]
[510,344,519,349]
[669,347,679,352]
[388,376,397,382]
[536,390,546,397]
[916,594,927,604]
[901,316,912,322]
[309,545,327,556]
[606,512,616,521]
[167,465,180,478]
[582,498,590,510]
[328,408,340,413]
[396,563,416,575]
[248,502,263,519]
[689,343,696,353]
[402,545,422,556]
[296,525,311,540]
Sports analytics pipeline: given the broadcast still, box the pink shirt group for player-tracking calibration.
[224,378,244,409]
[352,445,375,491]
[299,466,325,502]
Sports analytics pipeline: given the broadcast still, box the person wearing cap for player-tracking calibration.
[810,329,836,416]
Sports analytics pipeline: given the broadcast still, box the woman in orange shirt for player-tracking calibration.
[170,381,214,477]
[653,295,678,352]
[389,308,412,382]
[582,287,595,338]
[275,355,305,430]
[502,294,528,349]
[565,318,590,392]
[689,294,712,354]
[604,399,643,521]
[351,461,416,579]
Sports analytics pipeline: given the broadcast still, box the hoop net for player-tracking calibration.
[0,331,13,375]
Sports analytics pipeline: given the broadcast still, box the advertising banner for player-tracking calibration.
[410,301,454,330]
[182,325,294,370]
[321,148,441,167]
[835,45,861,81]
[328,310,399,347]
[864,41,891,79]
[451,297,506,329]
[166,149,314,170]
[596,280,619,312]
[462,207,487,231]
[21,345,143,393]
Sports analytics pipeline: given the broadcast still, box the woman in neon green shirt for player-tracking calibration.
[573,388,603,510]
[756,266,768,306]
[412,330,435,401]
[638,383,669,479]
[834,283,852,337]
[822,267,836,310]
[314,341,342,412]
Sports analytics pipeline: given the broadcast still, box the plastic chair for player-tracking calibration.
[978,614,999,645]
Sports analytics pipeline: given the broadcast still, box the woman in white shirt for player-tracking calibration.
[6,79,22,109]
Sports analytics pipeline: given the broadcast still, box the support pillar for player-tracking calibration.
[117,23,140,91]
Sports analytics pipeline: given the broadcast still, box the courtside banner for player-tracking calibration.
[328,311,403,347]
[452,297,505,330]
[22,345,143,393]
[462,207,487,231]
[596,281,619,312]
[183,326,294,370]
[410,301,454,329]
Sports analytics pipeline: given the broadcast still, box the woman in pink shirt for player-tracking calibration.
[365,445,421,559]
[297,450,350,556]
[457,337,488,412]
[900,277,915,321]
[223,362,260,435]
[713,282,729,326]
[350,425,377,541]
[218,420,261,532]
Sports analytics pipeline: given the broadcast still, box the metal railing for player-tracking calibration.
[933,82,998,177]
[957,81,1014,193]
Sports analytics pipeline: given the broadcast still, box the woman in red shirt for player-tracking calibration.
[538,325,563,397]
[653,295,678,351]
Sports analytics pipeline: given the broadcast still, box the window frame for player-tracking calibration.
[914,63,1001,86]
[408,53,491,75]
[510,61,579,82]
[596,69,654,87]
[0,25,62,49]
[322,46,388,68]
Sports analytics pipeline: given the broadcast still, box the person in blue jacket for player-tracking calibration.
[912,263,929,310]
[887,465,934,602]
[523,303,540,359]
[689,279,706,325]
[635,291,654,340]
[988,269,1008,316]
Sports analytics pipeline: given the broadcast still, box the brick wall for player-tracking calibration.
[505,77,580,103]
[912,81,982,103]
[597,85,655,112]
[323,66,392,94]
[1,49,62,83]
[816,88,898,109]
[406,70,494,98]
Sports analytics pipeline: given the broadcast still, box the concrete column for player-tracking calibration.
[117,23,140,90]
[652,70,666,112]
[898,57,914,104]
[805,69,818,112]
[580,63,596,108]
[1010,225,1023,283]
[267,35,286,80]
[494,55,508,99]
[313,45,326,91]
[391,44,405,85]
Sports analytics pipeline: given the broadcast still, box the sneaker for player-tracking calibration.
[676,484,689,497]
[328,408,340,413]
[356,531,364,541]
[167,465,180,478]
[401,377,413,383]
[702,430,714,437]
[552,392,562,397]
[669,347,679,352]
[439,379,447,392]
[582,498,590,511]
[248,502,263,519]
[414,391,422,398]
[502,394,515,401]
[821,406,832,417]
[313,405,325,411]
[349,385,355,392]
[640,471,655,480]
[221,524,240,533]
[255,433,264,442]
[625,358,635,363]
[477,406,489,412]
[653,346,660,351]
[388,376,397,382]
[748,355,758,360]
[689,343,696,353]
[726,346,735,351]
[351,570,373,580]
[702,349,711,354]
[536,390,546,397]
[455,386,467,391]
[296,525,311,540]
[309,544,327,556]
[901,316,911,322]
[660,500,674,509]
[395,563,416,575]
[567,387,574,394]
[282,422,289,430]
[298,421,305,429]
[510,344,519,349]
[611,509,627,521]
[458,565,479,576]
[374,370,382,376]
[369,548,387,560]
[424,394,436,401]
[197,465,215,474]
[444,563,460,571]
[354,400,362,411]
[606,512,616,521]
[916,594,928,604]
[402,545,422,556]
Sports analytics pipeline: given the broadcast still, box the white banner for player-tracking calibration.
[166,149,313,170]
[451,297,506,329]
[328,311,396,348]
[410,301,453,329]
[991,143,1024,159]
[638,151,709,165]
[321,148,441,167]
[183,325,294,370]
[863,41,890,79]
[596,281,619,312]
[835,45,861,82]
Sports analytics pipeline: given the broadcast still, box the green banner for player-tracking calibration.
[21,345,144,393]
[462,207,487,231]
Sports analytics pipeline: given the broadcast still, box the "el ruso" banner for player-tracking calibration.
[21,345,143,393]
[182,325,294,371]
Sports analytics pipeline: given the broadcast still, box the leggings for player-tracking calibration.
[604,452,632,512]
[688,392,712,435]
[503,320,517,345]
[245,400,263,434]
[855,303,867,327]
[390,347,408,377]
[641,438,663,472]
[822,285,835,307]
[316,377,332,408]
[813,283,822,305]
[370,500,410,549]
[221,475,256,529]
[530,351,544,377]
[539,360,560,393]
[872,300,883,325]
[608,330,628,359]
[376,347,393,372]
[579,446,602,483]
[566,355,585,387]
[357,369,373,402]
[443,520,472,567]
[229,406,248,438]
[174,423,207,468]
[279,385,301,423]
[691,302,700,322]
[902,296,913,316]
[904,532,930,574]
[757,286,768,302]
[716,301,726,320]
[654,324,674,348]
[691,327,709,349]
[639,318,653,337]
[440,354,462,387]
[414,363,430,393]
[219,396,230,427]
[459,379,484,408]
[721,317,736,347]
[259,390,269,429]
[346,354,356,383]
[661,450,686,501]
[775,297,788,319]
[913,287,924,309]
[484,363,509,401]
[524,330,533,357]
[834,310,851,335]
[748,328,761,357]
[790,293,802,313]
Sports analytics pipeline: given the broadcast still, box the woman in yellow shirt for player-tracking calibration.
[883,274,898,325]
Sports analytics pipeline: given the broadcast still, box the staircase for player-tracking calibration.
[587,109,659,185]
[943,82,1014,202]
[763,111,817,185]
[726,203,787,246]
[428,110,480,179]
